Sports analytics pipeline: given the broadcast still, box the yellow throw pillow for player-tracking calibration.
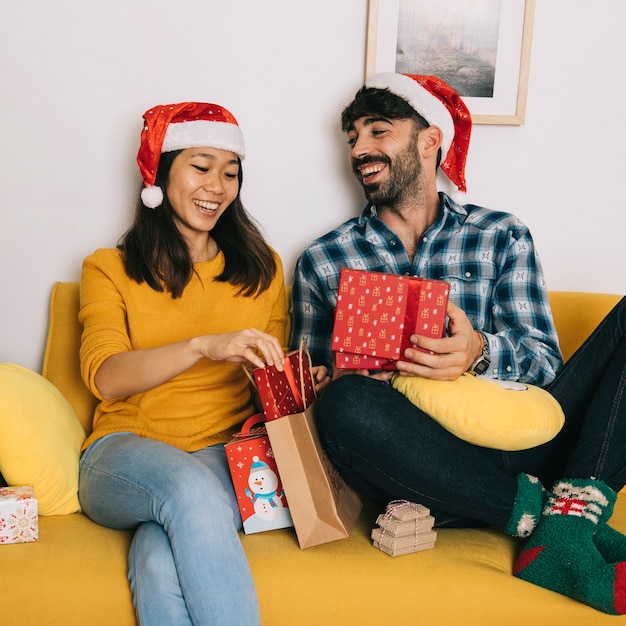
[391,373,564,451]
[0,363,86,515]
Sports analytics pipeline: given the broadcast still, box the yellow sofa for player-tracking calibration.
[1,283,624,625]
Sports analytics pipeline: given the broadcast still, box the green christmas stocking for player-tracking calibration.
[513,477,626,614]
[504,473,546,538]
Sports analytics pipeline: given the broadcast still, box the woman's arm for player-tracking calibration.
[94,329,285,400]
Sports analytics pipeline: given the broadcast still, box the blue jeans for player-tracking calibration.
[316,297,626,529]
[79,433,260,626]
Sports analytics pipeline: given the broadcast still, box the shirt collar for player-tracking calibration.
[358,192,468,226]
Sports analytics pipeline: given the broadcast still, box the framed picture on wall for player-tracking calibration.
[365,0,535,125]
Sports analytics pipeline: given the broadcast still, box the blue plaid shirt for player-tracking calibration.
[290,192,562,386]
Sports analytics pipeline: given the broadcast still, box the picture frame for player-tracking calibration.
[365,0,535,125]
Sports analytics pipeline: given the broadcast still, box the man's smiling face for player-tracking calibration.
[347,116,423,207]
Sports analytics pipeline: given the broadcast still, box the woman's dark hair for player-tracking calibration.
[119,150,277,298]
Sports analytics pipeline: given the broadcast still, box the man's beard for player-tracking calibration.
[356,143,422,207]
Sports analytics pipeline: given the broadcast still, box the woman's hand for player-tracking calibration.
[199,329,285,371]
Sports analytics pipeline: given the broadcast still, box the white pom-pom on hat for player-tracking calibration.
[137,102,245,209]
[140,186,164,209]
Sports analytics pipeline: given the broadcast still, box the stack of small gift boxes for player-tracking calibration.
[372,500,437,557]
[0,485,38,545]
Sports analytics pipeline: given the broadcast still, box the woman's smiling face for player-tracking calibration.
[166,147,240,242]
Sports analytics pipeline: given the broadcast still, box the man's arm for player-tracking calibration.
[411,227,562,387]
[289,253,335,372]
[481,230,563,386]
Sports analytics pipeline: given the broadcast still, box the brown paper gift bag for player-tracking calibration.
[265,402,362,549]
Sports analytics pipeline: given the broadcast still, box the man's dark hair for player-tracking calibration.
[341,86,442,168]
[341,87,430,133]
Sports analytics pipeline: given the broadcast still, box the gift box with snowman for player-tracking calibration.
[225,413,294,534]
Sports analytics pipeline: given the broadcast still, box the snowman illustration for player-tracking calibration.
[244,456,285,521]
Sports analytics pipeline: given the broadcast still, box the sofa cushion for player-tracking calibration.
[0,363,85,515]
[3,501,626,625]
[391,372,565,450]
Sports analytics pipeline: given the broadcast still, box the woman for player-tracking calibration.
[78,102,327,625]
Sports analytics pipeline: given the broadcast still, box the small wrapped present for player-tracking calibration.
[332,269,450,370]
[253,346,316,421]
[0,485,38,544]
[371,500,436,557]
[225,414,293,534]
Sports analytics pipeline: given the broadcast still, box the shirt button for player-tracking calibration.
[465,272,471,278]
[390,240,397,246]
[506,366,512,372]
[422,236,428,242]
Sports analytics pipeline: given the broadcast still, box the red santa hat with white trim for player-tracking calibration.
[365,73,472,192]
[137,102,246,209]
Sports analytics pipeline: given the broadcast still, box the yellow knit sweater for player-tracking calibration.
[79,247,286,453]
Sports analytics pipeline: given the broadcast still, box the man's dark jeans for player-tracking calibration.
[316,298,626,528]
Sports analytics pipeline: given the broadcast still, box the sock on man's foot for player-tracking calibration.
[513,477,626,615]
[504,473,545,538]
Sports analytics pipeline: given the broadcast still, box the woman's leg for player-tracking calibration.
[79,433,259,626]
[129,522,193,626]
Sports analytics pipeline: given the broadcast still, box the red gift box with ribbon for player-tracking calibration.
[253,348,316,421]
[225,414,294,534]
[332,269,450,370]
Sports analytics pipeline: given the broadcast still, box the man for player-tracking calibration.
[290,73,626,614]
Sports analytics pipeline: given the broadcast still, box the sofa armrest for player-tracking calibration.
[548,291,622,361]
[42,282,98,436]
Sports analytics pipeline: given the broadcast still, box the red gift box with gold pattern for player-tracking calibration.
[225,414,294,534]
[253,349,316,421]
[332,269,450,370]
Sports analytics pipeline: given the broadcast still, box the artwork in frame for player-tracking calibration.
[365,0,535,125]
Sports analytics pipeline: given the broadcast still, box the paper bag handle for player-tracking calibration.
[283,341,318,410]
[298,340,317,407]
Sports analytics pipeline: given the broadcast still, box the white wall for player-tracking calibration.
[2,0,625,372]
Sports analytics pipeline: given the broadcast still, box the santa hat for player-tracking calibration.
[137,102,246,208]
[365,73,472,192]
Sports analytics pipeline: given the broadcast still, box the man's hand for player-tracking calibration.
[395,300,482,381]
[312,365,332,393]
